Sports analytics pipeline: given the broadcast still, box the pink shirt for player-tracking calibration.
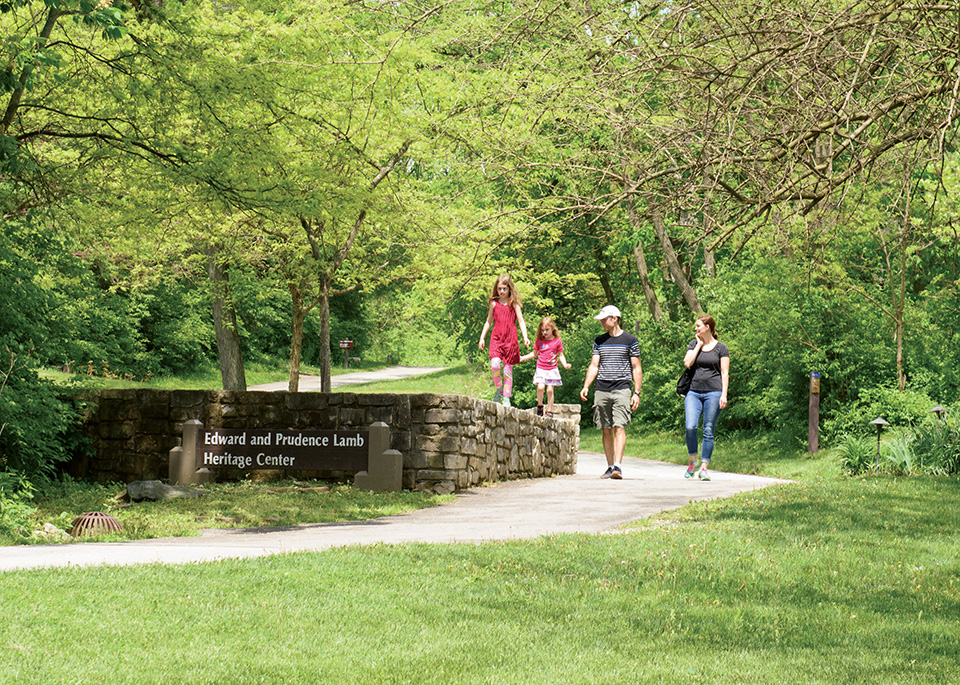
[534,337,563,370]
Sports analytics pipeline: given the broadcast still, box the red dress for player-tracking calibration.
[489,301,520,365]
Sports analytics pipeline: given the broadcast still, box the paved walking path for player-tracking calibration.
[0,452,788,572]
[248,366,447,392]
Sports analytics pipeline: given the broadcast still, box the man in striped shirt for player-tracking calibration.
[580,305,643,479]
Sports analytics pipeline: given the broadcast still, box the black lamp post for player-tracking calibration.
[931,405,947,420]
[869,417,890,473]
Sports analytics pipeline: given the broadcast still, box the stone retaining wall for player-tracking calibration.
[71,390,580,492]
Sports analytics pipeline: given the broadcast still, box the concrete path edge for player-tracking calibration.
[0,452,788,572]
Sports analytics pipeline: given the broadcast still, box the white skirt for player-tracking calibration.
[532,367,563,386]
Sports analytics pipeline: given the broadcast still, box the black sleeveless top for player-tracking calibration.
[687,339,729,393]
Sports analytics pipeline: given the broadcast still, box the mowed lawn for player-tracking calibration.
[2,470,958,684]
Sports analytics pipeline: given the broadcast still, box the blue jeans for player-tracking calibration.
[685,390,722,463]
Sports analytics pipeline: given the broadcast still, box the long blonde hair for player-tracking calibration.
[488,274,521,307]
[535,316,560,346]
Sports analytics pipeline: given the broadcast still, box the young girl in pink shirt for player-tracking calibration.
[520,316,572,417]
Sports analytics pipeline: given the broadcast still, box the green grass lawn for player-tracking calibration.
[3,472,958,683]
[10,480,453,545]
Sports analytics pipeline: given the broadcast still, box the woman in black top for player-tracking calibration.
[682,315,729,481]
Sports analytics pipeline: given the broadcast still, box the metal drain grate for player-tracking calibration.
[70,511,122,538]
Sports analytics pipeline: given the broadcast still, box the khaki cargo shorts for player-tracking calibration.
[593,388,632,429]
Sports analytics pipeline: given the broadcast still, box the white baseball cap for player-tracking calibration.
[593,305,621,320]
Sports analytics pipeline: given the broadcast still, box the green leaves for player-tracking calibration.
[77,6,128,40]
[0,470,37,539]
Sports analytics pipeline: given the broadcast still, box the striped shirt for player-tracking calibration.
[593,332,641,392]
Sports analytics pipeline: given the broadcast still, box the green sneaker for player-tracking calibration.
[698,469,711,481]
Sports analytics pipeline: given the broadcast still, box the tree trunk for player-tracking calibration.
[651,205,703,315]
[625,194,664,322]
[319,279,332,393]
[594,243,616,304]
[895,227,907,392]
[704,245,716,277]
[632,243,664,323]
[1,8,61,134]
[887,175,911,393]
[207,245,246,391]
[288,283,305,393]
[895,313,905,391]
[701,169,717,278]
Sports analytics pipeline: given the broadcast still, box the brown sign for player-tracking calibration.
[196,428,368,472]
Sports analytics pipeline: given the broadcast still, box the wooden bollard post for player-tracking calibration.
[808,372,820,453]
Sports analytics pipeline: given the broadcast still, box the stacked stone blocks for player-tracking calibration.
[74,389,580,492]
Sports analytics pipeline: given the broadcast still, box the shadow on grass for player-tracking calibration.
[708,476,960,538]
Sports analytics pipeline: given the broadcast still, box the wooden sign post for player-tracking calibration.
[809,371,820,453]
[339,339,354,369]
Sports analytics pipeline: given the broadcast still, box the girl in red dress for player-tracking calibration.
[478,274,530,407]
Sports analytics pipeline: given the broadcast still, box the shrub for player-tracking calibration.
[881,433,916,475]
[0,470,37,539]
[362,286,460,367]
[837,434,876,476]
[632,318,689,433]
[135,281,215,375]
[836,414,960,477]
[824,386,937,440]
[908,414,960,476]
[0,350,89,480]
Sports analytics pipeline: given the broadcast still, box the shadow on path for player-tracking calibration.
[0,452,788,572]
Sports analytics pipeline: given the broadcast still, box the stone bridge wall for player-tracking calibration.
[71,390,580,492]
